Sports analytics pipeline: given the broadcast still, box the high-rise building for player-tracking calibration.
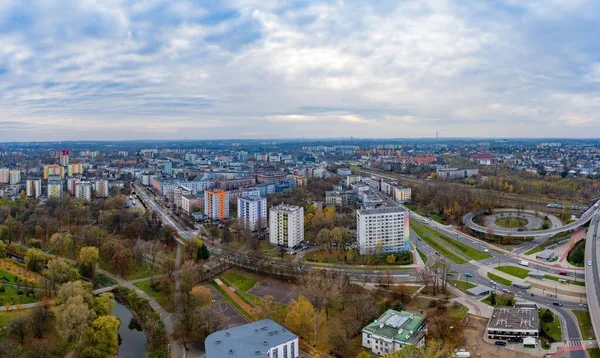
[66,177,81,195]
[237,193,267,231]
[75,181,92,201]
[43,164,65,179]
[0,168,9,183]
[26,179,42,198]
[47,180,63,199]
[60,150,70,166]
[8,169,20,184]
[67,163,84,177]
[204,189,229,220]
[185,153,198,161]
[95,179,110,198]
[269,204,304,248]
[356,207,410,255]
[237,151,248,162]
[163,162,173,175]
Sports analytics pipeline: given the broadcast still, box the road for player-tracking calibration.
[585,213,600,350]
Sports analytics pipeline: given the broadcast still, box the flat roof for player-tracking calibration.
[205,318,297,358]
[271,204,303,213]
[358,206,407,215]
[466,285,492,296]
[487,306,539,331]
[362,309,425,344]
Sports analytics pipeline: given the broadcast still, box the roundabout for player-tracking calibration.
[480,209,561,233]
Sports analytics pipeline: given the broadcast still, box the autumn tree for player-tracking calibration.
[50,232,74,257]
[285,296,329,351]
[426,306,464,349]
[157,251,176,279]
[111,246,133,277]
[25,248,46,273]
[79,246,99,278]
[0,240,6,258]
[80,315,121,358]
[383,340,449,358]
[47,258,80,296]
[254,295,279,320]
[30,302,53,339]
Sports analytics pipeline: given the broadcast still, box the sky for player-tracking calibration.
[1,0,600,141]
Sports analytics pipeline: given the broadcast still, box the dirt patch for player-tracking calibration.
[460,316,538,358]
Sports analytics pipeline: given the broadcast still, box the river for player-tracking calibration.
[112,301,147,358]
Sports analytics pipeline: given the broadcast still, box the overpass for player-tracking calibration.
[463,202,600,237]
[585,213,600,348]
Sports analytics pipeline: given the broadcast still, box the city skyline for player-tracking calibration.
[1,0,600,141]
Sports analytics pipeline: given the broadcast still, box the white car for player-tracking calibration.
[589,261,593,266]
[483,248,489,253]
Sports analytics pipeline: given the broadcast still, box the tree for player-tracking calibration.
[384,340,449,358]
[542,308,554,323]
[25,248,46,273]
[178,260,200,293]
[426,306,464,348]
[50,232,74,257]
[157,251,176,279]
[185,237,203,261]
[357,352,372,358]
[386,254,396,265]
[80,315,120,358]
[55,282,97,344]
[173,282,211,348]
[30,302,53,339]
[93,292,115,316]
[0,240,6,258]
[47,258,80,295]
[254,295,279,320]
[490,291,497,306]
[79,246,99,278]
[111,246,133,276]
[9,314,29,344]
[285,296,316,339]
[197,244,210,261]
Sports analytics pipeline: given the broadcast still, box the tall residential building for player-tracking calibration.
[0,168,8,183]
[163,162,173,175]
[204,189,229,220]
[66,177,81,195]
[9,169,21,184]
[185,153,198,161]
[26,179,42,198]
[67,163,84,177]
[43,164,65,179]
[356,207,410,255]
[237,151,248,162]
[47,180,63,199]
[269,204,304,248]
[75,181,92,201]
[237,193,267,231]
[95,179,110,198]
[205,319,299,358]
[60,150,70,166]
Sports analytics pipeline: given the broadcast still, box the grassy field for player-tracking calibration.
[589,348,600,358]
[495,265,530,279]
[525,246,545,256]
[417,249,427,262]
[222,269,259,292]
[133,279,174,311]
[410,222,467,264]
[540,310,562,348]
[544,274,585,287]
[482,293,513,306]
[495,217,528,228]
[411,221,491,261]
[95,273,117,287]
[447,302,468,320]
[487,272,512,286]
[449,280,476,294]
[572,310,596,340]
[0,285,40,305]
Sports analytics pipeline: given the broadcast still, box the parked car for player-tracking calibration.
[494,341,507,346]
[502,289,509,293]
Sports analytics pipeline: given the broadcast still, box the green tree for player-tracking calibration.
[542,308,554,323]
[56,293,96,344]
[50,232,74,257]
[79,246,99,278]
[47,258,80,295]
[386,254,396,265]
[490,292,497,306]
[25,248,46,273]
[80,315,120,358]
[30,302,53,339]
[93,292,115,317]
[0,240,6,258]
[197,244,210,261]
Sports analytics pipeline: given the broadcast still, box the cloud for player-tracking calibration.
[0,0,600,140]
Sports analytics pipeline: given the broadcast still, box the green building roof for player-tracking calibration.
[362,309,426,344]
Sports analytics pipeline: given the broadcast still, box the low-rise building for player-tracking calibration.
[436,167,478,180]
[362,309,426,356]
[486,306,539,343]
[205,318,299,358]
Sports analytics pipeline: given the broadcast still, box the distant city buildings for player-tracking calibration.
[380,180,411,203]
[357,207,410,255]
[95,179,110,198]
[162,161,173,175]
[8,169,20,184]
[269,204,304,248]
[237,192,267,231]
[43,164,65,179]
[26,179,42,198]
[204,189,229,220]
[337,168,352,177]
[60,150,70,166]
[66,177,81,195]
[75,181,92,201]
[47,180,63,199]
[0,168,8,183]
[436,167,478,180]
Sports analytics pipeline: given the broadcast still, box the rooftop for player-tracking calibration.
[487,306,539,330]
[358,206,407,215]
[271,204,303,213]
[362,309,425,344]
[205,319,297,358]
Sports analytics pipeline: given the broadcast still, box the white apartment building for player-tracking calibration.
[75,181,93,201]
[95,179,110,198]
[237,194,267,231]
[66,177,81,195]
[181,195,203,215]
[393,187,411,203]
[26,179,42,198]
[47,180,63,199]
[356,207,410,255]
[9,169,21,185]
[0,168,8,183]
[269,204,304,248]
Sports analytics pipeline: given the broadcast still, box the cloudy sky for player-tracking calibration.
[1,0,599,141]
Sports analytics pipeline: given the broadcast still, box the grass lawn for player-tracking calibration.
[390,285,421,295]
[572,310,596,340]
[525,246,544,256]
[0,284,41,305]
[222,269,259,292]
[417,249,427,262]
[495,217,528,228]
[447,302,468,320]
[495,265,530,279]
[589,348,600,358]
[0,267,42,288]
[449,280,476,294]
[0,310,30,339]
[544,274,585,287]
[95,273,117,287]
[482,293,513,306]
[540,310,562,347]
[411,221,491,261]
[410,222,467,264]
[487,272,512,286]
[134,279,174,311]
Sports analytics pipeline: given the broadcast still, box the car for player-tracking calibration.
[422,219,429,224]
[465,273,473,278]
[589,261,593,266]
[559,271,567,276]
[483,248,489,253]
[553,301,563,306]
[490,280,496,286]
[494,341,507,346]
[417,237,422,241]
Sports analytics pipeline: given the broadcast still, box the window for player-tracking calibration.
[284,345,288,358]
[291,342,295,357]
[273,348,278,358]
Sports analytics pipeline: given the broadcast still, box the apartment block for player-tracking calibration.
[26,179,42,198]
[47,180,63,199]
[204,189,230,220]
[75,181,93,201]
[43,164,65,179]
[237,193,267,231]
[95,179,110,198]
[269,204,304,248]
[356,207,410,255]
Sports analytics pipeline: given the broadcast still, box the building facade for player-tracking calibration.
[66,177,81,195]
[75,181,93,201]
[362,309,426,356]
[486,305,539,343]
[8,169,20,184]
[237,193,267,231]
[43,164,65,179]
[47,180,63,199]
[205,318,298,358]
[95,179,110,198]
[0,168,8,183]
[204,189,230,220]
[356,207,410,255]
[269,204,304,248]
[60,150,70,166]
[26,179,42,198]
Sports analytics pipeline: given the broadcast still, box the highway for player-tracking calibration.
[585,213,600,349]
